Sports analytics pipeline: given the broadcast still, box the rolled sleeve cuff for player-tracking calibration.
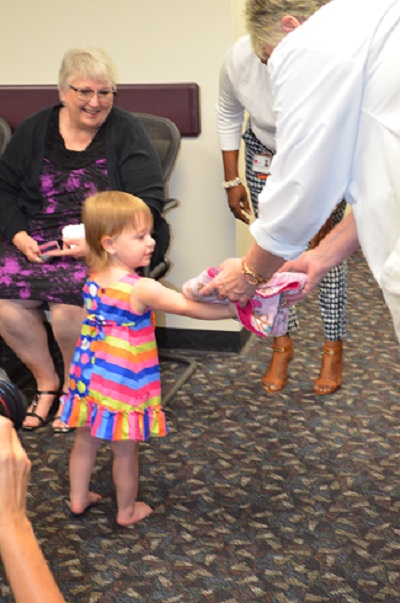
[250,219,307,261]
[218,131,244,151]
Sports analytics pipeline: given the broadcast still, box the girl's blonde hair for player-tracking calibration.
[83,191,152,272]
[58,47,118,93]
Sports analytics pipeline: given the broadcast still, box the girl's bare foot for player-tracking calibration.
[116,502,153,527]
[70,492,102,516]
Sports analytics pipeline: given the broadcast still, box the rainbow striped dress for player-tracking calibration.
[60,273,168,441]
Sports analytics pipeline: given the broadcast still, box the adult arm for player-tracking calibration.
[281,211,359,303]
[0,109,49,242]
[0,111,85,263]
[0,136,31,241]
[0,417,65,603]
[204,41,364,302]
[221,150,251,224]
[201,243,284,306]
[216,48,252,224]
[200,211,358,306]
[0,128,44,262]
[250,45,364,260]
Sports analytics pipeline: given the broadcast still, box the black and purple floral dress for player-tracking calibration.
[0,108,109,306]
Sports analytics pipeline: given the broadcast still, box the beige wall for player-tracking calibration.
[0,0,249,333]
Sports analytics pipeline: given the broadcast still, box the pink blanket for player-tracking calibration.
[183,266,307,338]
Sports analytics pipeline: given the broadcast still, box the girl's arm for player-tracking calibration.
[132,278,236,320]
[0,418,65,603]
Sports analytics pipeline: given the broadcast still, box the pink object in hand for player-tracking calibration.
[183,266,307,338]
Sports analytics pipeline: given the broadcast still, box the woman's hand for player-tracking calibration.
[0,417,31,528]
[62,236,88,259]
[227,186,252,225]
[279,249,331,304]
[280,212,360,304]
[0,417,65,603]
[200,257,257,306]
[221,151,252,225]
[45,237,88,260]
[12,232,41,263]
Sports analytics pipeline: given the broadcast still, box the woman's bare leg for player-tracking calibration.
[49,303,84,392]
[111,440,152,526]
[0,299,60,428]
[49,303,84,430]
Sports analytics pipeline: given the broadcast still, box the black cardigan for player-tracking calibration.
[0,106,168,254]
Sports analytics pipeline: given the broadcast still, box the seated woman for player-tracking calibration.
[0,47,170,433]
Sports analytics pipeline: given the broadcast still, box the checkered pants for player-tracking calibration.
[243,123,347,340]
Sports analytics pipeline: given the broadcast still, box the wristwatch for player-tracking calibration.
[240,258,267,286]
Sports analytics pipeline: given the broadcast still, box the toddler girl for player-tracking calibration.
[59,191,236,526]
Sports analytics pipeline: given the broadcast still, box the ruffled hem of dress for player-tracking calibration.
[60,394,168,441]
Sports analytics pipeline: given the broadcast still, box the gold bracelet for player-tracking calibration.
[240,258,268,286]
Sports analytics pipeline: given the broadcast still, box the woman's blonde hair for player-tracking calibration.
[58,47,118,93]
[245,0,329,58]
[83,191,152,272]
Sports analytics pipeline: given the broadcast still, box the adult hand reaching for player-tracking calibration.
[200,244,285,306]
[279,249,329,304]
[0,417,31,524]
[0,417,65,603]
[280,212,360,305]
[45,237,88,260]
[200,257,257,306]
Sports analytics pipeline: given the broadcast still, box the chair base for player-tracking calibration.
[159,351,197,407]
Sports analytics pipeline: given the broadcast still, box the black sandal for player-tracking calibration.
[22,390,60,431]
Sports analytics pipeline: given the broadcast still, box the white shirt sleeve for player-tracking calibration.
[216,49,246,151]
[251,45,364,259]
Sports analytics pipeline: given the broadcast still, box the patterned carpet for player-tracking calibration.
[1,250,400,603]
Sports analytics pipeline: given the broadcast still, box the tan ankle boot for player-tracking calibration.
[261,335,294,394]
[314,340,343,395]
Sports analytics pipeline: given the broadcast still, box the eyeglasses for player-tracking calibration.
[69,85,117,103]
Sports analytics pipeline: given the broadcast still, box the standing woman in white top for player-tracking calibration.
[216,32,347,395]
[205,0,400,349]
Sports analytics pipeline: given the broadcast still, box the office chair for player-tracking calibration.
[0,117,12,156]
[133,112,180,280]
[133,112,197,406]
